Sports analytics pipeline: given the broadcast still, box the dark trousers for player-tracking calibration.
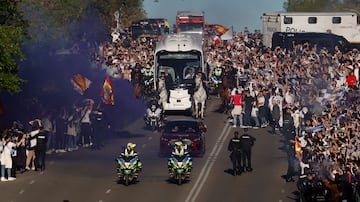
[231,151,242,172]
[243,109,252,126]
[80,123,92,145]
[16,147,26,170]
[286,147,296,178]
[242,149,252,170]
[92,127,104,149]
[11,156,17,177]
[35,148,46,171]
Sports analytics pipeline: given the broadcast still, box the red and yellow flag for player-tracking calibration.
[101,76,115,105]
[71,74,91,95]
[215,25,229,35]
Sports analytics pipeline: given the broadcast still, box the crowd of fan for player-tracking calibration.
[91,29,360,201]
[0,99,109,182]
[206,30,360,201]
[91,32,157,81]
[1,26,360,201]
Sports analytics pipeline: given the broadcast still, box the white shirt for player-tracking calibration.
[81,109,92,124]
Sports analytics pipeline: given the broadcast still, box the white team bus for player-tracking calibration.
[261,12,360,48]
[153,33,205,112]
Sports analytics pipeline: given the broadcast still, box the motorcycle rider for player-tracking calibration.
[168,141,192,176]
[172,141,188,157]
[120,142,142,172]
[144,96,164,127]
[122,142,138,157]
[228,131,242,176]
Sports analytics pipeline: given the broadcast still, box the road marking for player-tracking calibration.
[185,122,231,202]
[29,180,35,184]
[148,136,153,140]
[105,189,111,194]
[19,189,24,194]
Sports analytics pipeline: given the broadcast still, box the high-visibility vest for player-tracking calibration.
[214,68,222,77]
[144,69,152,77]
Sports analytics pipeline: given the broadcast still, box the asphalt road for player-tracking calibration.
[0,96,299,202]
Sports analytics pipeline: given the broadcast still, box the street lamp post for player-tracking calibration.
[114,10,120,32]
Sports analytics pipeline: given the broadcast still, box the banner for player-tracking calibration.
[71,74,91,95]
[101,76,115,105]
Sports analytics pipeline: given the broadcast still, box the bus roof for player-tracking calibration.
[155,33,203,53]
[177,10,205,17]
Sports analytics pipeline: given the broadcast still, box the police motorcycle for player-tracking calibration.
[208,64,223,94]
[167,141,193,185]
[144,97,164,130]
[115,143,142,186]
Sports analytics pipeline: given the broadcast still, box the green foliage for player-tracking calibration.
[0,1,27,93]
[20,0,146,45]
[284,0,360,13]
[0,0,146,93]
[94,0,146,31]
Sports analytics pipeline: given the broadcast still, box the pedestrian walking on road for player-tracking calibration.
[240,128,256,172]
[228,131,242,176]
[230,89,243,128]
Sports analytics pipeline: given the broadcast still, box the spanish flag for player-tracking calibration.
[101,76,115,105]
[71,74,92,95]
[215,25,229,35]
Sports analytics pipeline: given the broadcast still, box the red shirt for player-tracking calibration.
[346,75,357,87]
[232,94,243,106]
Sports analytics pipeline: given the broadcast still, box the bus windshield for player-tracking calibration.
[178,23,204,33]
[156,51,202,88]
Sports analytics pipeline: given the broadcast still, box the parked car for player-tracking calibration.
[159,119,207,157]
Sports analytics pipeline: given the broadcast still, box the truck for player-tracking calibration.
[129,18,170,40]
[261,12,360,48]
[272,32,351,53]
[176,11,205,35]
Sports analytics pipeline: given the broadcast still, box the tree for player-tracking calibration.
[0,0,28,93]
[94,0,146,31]
[284,0,360,13]
[0,0,146,93]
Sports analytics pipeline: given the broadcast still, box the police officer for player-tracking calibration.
[35,126,47,171]
[90,106,108,150]
[142,63,153,77]
[120,142,142,174]
[228,131,242,176]
[240,128,256,172]
[283,107,295,136]
[284,133,297,182]
[171,141,188,158]
[213,63,223,79]
[122,142,138,157]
